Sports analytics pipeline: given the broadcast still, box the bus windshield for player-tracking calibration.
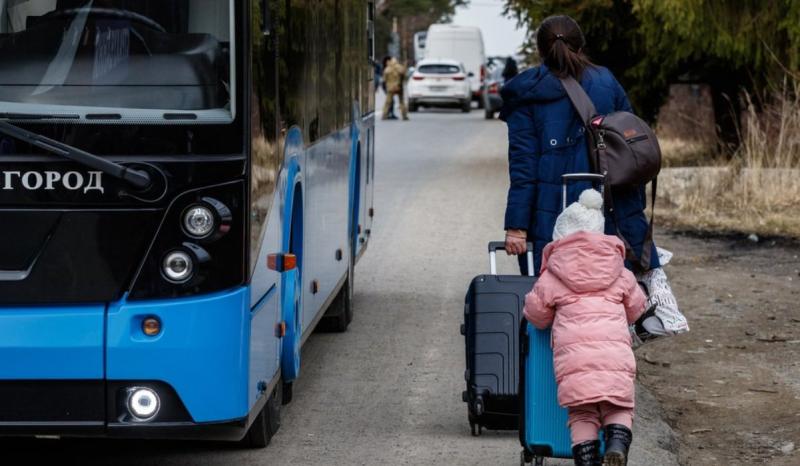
[0,0,235,124]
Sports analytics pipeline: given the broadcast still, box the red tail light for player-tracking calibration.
[452,75,465,81]
[489,83,499,94]
[412,75,424,81]
[480,66,486,82]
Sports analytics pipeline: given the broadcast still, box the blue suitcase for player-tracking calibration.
[519,322,572,465]
[519,174,607,466]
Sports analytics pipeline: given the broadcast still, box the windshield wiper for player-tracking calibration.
[0,120,151,190]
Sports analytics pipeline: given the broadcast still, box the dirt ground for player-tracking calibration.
[638,231,800,465]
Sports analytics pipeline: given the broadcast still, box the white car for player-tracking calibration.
[407,59,472,113]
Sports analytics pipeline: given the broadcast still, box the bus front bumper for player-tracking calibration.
[0,380,251,441]
[0,287,257,440]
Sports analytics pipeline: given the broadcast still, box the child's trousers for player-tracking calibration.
[568,401,633,446]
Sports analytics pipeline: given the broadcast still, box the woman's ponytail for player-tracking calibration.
[536,16,594,79]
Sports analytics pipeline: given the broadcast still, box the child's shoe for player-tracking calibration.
[571,440,601,466]
[603,424,633,466]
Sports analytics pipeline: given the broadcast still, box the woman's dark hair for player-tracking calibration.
[536,15,594,79]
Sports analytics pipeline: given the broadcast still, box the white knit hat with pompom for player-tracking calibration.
[552,189,605,240]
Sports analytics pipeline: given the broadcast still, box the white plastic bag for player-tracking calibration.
[630,248,689,348]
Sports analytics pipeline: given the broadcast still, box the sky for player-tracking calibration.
[450,0,528,56]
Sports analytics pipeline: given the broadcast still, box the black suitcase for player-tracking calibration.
[461,241,536,436]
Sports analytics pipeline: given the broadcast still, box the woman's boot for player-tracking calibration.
[571,440,601,466]
[603,424,633,466]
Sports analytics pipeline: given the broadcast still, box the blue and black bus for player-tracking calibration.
[0,0,376,447]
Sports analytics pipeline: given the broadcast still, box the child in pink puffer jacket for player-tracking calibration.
[524,189,647,466]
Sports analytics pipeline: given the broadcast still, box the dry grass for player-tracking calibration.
[658,77,800,238]
[659,137,716,167]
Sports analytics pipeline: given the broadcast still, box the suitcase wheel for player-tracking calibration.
[470,422,482,437]
[473,397,484,416]
[519,450,541,466]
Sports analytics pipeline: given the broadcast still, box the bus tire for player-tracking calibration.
[461,99,471,113]
[242,406,269,448]
[315,269,353,333]
[343,261,355,325]
[282,380,293,405]
[242,382,282,448]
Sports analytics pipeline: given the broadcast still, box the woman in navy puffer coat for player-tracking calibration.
[500,16,659,276]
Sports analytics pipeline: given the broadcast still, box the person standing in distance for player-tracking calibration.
[502,56,519,82]
[382,57,409,121]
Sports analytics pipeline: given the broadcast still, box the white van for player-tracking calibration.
[424,24,486,106]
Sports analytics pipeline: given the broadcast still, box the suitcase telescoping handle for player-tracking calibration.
[561,173,605,211]
[488,241,534,277]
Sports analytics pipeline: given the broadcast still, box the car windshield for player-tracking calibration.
[418,64,461,74]
[0,0,235,124]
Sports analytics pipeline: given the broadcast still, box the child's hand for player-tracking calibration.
[505,229,527,255]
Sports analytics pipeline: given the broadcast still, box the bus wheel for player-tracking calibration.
[316,263,354,333]
[282,380,293,405]
[242,382,282,448]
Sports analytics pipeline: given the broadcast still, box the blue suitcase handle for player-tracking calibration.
[561,173,605,211]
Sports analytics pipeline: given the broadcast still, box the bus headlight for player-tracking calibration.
[162,250,193,283]
[127,387,160,421]
[182,205,215,238]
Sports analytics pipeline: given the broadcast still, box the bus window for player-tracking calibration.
[249,0,279,264]
[0,0,236,124]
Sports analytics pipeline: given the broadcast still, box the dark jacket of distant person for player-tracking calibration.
[502,57,519,81]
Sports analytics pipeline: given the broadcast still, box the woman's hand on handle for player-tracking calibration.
[505,229,528,255]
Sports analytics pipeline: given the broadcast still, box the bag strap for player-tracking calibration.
[559,76,598,125]
[641,176,657,270]
[562,75,602,174]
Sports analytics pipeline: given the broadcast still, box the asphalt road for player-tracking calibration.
[2,103,680,465]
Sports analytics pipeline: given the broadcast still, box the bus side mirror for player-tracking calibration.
[261,0,271,36]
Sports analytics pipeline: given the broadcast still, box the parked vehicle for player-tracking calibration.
[424,24,486,107]
[486,55,508,71]
[408,59,472,113]
[482,61,506,119]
